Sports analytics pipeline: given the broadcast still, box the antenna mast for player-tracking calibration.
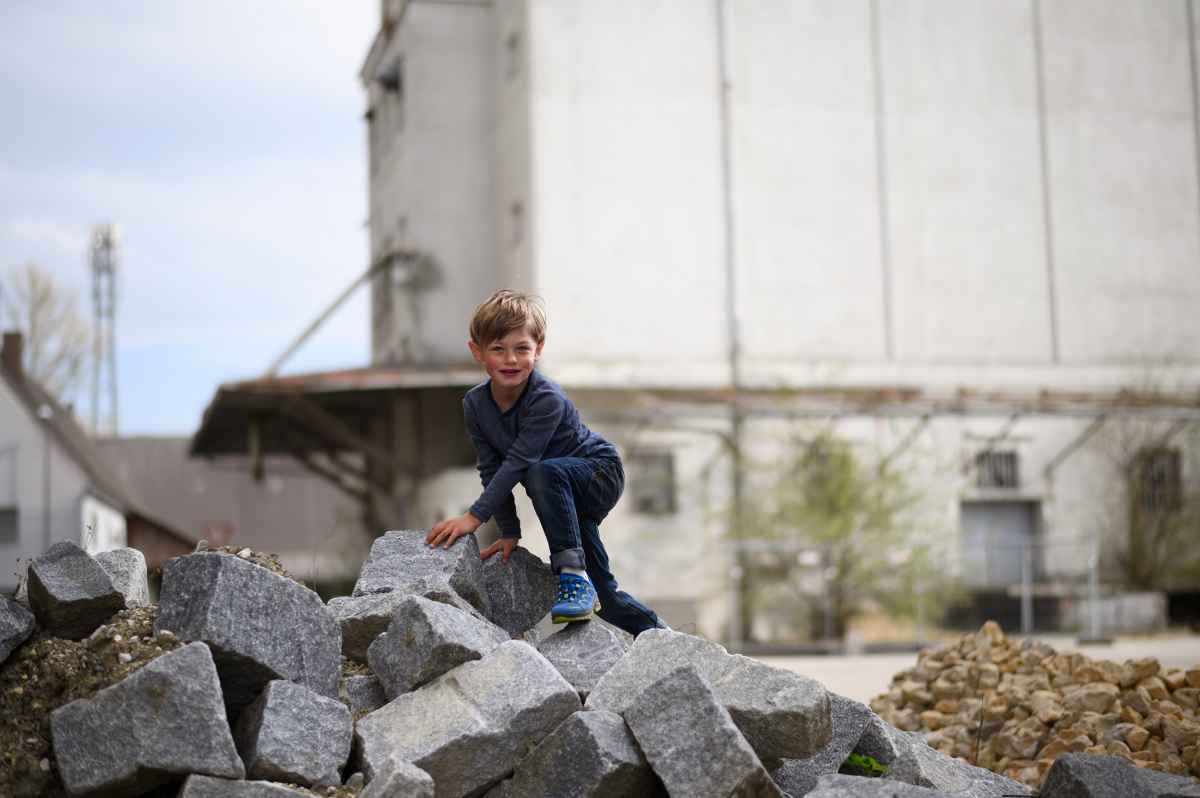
[90,224,119,436]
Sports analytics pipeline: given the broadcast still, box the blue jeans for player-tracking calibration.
[521,456,661,636]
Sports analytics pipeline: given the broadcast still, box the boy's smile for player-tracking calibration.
[469,327,543,406]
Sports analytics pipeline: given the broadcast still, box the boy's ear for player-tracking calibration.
[468,339,485,364]
[535,340,544,359]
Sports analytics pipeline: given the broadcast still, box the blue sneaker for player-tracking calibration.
[551,573,599,623]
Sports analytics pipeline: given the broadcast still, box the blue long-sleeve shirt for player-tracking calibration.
[465,369,617,538]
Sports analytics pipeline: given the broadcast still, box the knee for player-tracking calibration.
[523,461,558,497]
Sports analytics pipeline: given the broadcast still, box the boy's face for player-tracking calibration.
[469,327,543,390]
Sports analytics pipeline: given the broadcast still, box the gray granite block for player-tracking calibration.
[1,595,35,666]
[27,541,124,639]
[367,594,508,699]
[860,723,1030,797]
[807,773,954,797]
[1040,753,1200,798]
[341,673,387,716]
[623,665,783,798]
[504,710,660,798]
[537,617,632,699]
[50,642,244,795]
[587,629,831,761]
[355,640,581,798]
[353,529,488,615]
[155,552,341,708]
[481,547,557,637]
[769,693,876,797]
[235,679,352,788]
[359,757,436,798]
[178,775,314,797]
[95,547,151,608]
[328,592,411,662]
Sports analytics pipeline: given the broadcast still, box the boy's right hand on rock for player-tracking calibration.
[480,537,518,564]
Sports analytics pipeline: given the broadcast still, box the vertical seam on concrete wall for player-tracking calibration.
[1032,0,1061,364]
[1187,0,1200,269]
[715,0,741,390]
[869,0,895,362]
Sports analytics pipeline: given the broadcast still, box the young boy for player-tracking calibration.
[425,289,664,637]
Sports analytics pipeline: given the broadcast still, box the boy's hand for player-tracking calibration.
[426,513,482,549]
[480,537,519,564]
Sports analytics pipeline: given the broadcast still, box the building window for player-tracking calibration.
[1135,448,1182,515]
[976,451,1019,489]
[628,450,676,515]
[0,507,17,543]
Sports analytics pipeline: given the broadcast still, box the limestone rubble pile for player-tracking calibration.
[869,620,1200,791]
[10,531,1193,797]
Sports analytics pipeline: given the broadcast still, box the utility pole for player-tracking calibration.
[90,224,119,436]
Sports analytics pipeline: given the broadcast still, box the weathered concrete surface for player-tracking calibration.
[1040,752,1200,798]
[480,547,556,637]
[27,541,123,639]
[178,775,314,797]
[503,711,660,798]
[537,617,632,699]
[359,757,436,798]
[340,674,387,716]
[367,594,507,699]
[623,665,783,798]
[95,547,150,608]
[155,552,341,708]
[769,693,876,797]
[587,629,831,761]
[355,640,581,798]
[353,529,488,615]
[0,595,35,666]
[235,679,352,788]
[50,642,244,795]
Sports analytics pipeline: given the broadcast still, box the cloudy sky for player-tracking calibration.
[0,2,377,434]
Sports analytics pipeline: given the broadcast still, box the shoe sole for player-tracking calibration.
[551,601,601,624]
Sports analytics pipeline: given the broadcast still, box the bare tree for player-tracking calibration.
[1,263,91,404]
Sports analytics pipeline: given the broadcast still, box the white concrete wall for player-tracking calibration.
[1040,1,1200,364]
[528,0,730,386]
[80,495,127,554]
[0,380,95,593]
[367,0,498,365]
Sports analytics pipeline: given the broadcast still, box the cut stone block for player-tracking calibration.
[367,594,508,699]
[179,775,314,797]
[587,629,831,761]
[28,541,124,639]
[623,665,783,798]
[341,673,387,716]
[504,710,660,798]
[155,552,341,708]
[769,693,876,797]
[1,595,35,667]
[355,640,581,798]
[537,617,632,699]
[481,547,557,637]
[856,722,1030,797]
[95,547,151,607]
[1040,752,1200,798]
[359,757,436,798]
[235,679,352,787]
[807,773,952,797]
[328,592,411,662]
[353,529,488,614]
[50,642,244,795]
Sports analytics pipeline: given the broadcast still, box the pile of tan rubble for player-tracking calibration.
[869,620,1200,790]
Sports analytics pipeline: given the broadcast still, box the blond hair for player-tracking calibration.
[469,289,547,346]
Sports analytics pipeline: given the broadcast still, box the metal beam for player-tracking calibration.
[279,395,409,476]
[879,414,931,471]
[1044,415,1108,479]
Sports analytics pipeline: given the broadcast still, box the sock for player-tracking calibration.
[562,566,591,584]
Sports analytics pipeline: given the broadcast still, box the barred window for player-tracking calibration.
[628,450,676,515]
[1136,448,1182,515]
[976,451,1019,489]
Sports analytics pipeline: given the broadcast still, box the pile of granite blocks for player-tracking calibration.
[7,532,1196,796]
